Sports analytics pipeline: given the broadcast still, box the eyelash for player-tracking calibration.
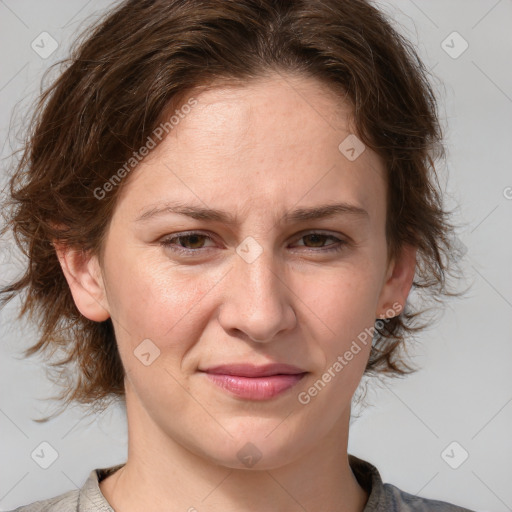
[159,231,348,256]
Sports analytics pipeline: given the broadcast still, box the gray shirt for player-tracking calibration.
[9,455,476,511]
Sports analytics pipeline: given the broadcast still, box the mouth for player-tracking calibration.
[200,363,307,377]
[199,363,308,400]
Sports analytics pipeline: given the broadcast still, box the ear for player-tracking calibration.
[376,244,417,319]
[53,243,110,322]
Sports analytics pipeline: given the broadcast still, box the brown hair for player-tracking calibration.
[0,0,461,413]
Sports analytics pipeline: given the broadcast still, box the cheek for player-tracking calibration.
[103,248,218,357]
[293,261,382,341]
[296,271,378,405]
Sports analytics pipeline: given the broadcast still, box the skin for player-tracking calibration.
[56,72,417,512]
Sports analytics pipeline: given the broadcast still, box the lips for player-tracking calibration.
[201,363,307,378]
[200,363,308,400]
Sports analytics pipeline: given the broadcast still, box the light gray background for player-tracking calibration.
[1,1,511,510]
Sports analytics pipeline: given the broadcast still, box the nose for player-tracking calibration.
[217,246,297,343]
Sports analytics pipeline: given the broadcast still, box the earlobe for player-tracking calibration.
[53,243,110,322]
[376,244,417,319]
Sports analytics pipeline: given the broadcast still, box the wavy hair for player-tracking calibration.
[0,0,461,414]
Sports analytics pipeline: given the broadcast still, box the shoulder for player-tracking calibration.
[349,454,476,512]
[7,489,79,511]
[7,464,123,512]
[382,482,476,511]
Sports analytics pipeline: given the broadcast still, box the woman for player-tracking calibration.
[1,0,475,510]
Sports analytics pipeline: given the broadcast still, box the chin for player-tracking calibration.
[195,426,309,471]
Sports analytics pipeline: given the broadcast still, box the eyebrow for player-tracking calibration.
[134,201,369,225]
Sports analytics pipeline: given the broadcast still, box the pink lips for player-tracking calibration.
[201,363,307,400]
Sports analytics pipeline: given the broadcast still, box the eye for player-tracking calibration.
[159,230,348,257]
[292,232,347,253]
[159,232,216,254]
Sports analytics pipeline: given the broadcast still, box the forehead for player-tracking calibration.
[114,73,386,225]
[170,74,354,161]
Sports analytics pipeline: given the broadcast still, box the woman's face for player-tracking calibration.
[63,73,414,469]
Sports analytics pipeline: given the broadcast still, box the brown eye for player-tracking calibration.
[160,232,216,254]
[176,234,208,249]
[294,232,346,252]
[302,234,333,248]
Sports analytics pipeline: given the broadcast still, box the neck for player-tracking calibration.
[100,390,368,512]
